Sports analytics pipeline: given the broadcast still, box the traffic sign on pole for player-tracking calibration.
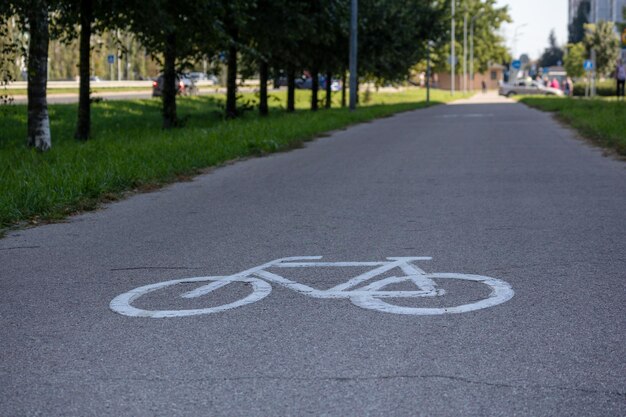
[511,60,521,70]
[583,60,593,71]
[107,54,115,64]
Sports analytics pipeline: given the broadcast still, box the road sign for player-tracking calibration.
[511,60,522,70]
[583,60,593,71]
[107,54,115,64]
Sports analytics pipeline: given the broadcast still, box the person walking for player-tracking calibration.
[616,59,626,100]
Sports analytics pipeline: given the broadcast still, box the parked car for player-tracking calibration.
[295,76,341,91]
[498,80,563,97]
[152,74,198,97]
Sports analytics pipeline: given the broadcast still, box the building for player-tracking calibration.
[434,64,505,91]
[588,0,625,23]
[569,0,585,25]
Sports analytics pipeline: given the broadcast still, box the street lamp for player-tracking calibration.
[469,10,484,91]
[349,0,358,110]
[510,23,527,82]
[463,6,468,93]
[451,0,455,95]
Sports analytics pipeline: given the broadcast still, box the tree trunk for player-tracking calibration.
[259,60,268,116]
[162,31,177,129]
[341,71,347,108]
[225,43,238,118]
[26,3,51,151]
[75,0,92,140]
[287,65,295,112]
[310,66,319,111]
[325,70,332,108]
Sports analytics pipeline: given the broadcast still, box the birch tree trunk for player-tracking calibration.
[26,3,51,151]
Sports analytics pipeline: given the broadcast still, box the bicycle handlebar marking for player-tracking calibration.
[110,256,514,318]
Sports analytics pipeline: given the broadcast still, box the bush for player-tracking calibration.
[573,80,617,97]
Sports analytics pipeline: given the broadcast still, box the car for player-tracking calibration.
[295,76,341,91]
[152,74,198,97]
[499,80,563,97]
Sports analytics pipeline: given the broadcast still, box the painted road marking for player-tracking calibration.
[110,257,514,318]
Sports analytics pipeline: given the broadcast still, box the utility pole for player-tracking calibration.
[470,10,484,91]
[451,0,455,95]
[116,29,121,81]
[463,9,468,93]
[427,41,432,105]
[590,0,597,97]
[349,0,358,110]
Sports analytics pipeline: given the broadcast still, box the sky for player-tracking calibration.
[495,0,568,60]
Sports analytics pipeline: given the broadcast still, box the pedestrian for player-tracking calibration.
[481,80,487,93]
[616,59,626,100]
[564,77,573,97]
[550,78,560,90]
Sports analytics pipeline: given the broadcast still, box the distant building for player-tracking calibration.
[434,64,505,91]
[569,0,585,25]
[570,0,626,23]
[587,0,626,23]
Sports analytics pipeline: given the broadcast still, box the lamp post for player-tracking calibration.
[463,8,468,93]
[470,10,484,91]
[451,0,455,95]
[349,0,358,110]
[510,23,527,82]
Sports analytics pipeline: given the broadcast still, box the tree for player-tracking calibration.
[7,0,54,151]
[360,0,446,83]
[123,0,219,128]
[568,0,589,44]
[431,0,511,76]
[539,30,564,68]
[55,0,119,140]
[564,42,586,78]
[584,21,620,77]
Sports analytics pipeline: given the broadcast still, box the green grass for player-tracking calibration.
[519,96,626,156]
[0,88,464,231]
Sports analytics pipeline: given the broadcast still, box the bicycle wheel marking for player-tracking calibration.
[109,257,515,318]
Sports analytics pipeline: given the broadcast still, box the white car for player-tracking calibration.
[499,80,564,97]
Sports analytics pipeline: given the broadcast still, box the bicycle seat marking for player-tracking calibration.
[110,256,514,318]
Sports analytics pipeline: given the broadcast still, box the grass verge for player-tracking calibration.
[0,88,464,232]
[519,96,626,156]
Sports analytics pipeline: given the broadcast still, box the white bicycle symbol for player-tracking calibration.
[110,256,514,318]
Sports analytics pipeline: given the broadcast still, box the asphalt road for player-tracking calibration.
[1,92,625,416]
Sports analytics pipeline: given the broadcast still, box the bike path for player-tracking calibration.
[1,92,625,416]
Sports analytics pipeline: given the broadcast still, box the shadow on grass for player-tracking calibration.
[0,92,450,231]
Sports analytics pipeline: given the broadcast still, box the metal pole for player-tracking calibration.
[349,0,358,110]
[451,0,455,95]
[116,29,121,81]
[590,0,596,97]
[470,20,474,91]
[463,11,468,93]
[427,42,431,105]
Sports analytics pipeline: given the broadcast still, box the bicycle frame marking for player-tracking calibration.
[110,257,515,318]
